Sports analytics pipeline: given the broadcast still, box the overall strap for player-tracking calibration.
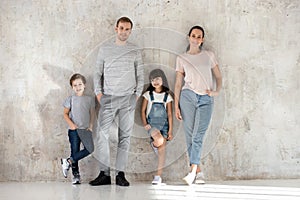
[163,92,168,103]
[149,91,154,101]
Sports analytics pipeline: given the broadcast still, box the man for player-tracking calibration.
[90,16,143,187]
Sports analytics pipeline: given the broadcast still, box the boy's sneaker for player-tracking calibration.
[194,172,205,184]
[152,175,162,185]
[61,158,70,178]
[116,171,130,186]
[150,142,158,155]
[89,171,111,186]
[183,172,196,186]
[72,173,81,184]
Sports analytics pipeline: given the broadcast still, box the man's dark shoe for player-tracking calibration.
[89,171,111,186]
[116,171,130,186]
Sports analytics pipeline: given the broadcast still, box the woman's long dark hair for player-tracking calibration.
[146,69,170,93]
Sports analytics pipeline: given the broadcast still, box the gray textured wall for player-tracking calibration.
[0,0,299,182]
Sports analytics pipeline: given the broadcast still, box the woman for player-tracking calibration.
[174,26,222,185]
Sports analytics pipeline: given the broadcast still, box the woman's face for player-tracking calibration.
[189,28,204,48]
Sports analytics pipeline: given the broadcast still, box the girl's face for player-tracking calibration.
[72,78,85,96]
[189,28,204,48]
[151,76,163,90]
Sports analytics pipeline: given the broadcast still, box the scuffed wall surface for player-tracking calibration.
[0,0,299,182]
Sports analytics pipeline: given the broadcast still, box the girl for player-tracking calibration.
[174,25,222,185]
[141,69,173,185]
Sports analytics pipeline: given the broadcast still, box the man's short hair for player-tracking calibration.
[116,16,133,29]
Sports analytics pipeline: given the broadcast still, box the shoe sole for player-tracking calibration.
[152,182,162,185]
[89,182,111,186]
[116,183,129,186]
[89,179,111,186]
[195,180,205,184]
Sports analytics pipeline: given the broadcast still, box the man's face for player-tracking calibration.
[115,21,132,42]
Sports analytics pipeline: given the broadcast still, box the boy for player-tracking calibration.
[61,73,95,184]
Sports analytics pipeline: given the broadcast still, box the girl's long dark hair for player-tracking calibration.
[146,69,170,93]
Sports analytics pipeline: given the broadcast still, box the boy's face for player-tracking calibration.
[115,21,132,42]
[72,78,85,96]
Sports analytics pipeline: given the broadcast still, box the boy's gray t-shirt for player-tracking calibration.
[63,95,95,129]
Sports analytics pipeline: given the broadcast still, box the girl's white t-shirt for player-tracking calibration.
[142,91,173,117]
[176,50,218,95]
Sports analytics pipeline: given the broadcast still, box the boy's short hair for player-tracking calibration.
[116,16,133,29]
[69,73,86,86]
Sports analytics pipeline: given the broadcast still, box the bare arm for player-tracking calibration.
[174,71,184,121]
[141,97,151,130]
[206,65,222,96]
[166,102,173,140]
[63,107,77,130]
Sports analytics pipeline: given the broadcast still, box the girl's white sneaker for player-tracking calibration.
[152,175,162,185]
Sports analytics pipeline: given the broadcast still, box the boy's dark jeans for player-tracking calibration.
[68,129,90,175]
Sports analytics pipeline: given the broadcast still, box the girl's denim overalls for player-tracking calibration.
[147,91,169,137]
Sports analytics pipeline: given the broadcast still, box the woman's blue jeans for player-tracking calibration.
[180,89,213,165]
[68,129,90,175]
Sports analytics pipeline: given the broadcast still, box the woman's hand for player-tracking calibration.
[206,90,219,97]
[175,107,182,121]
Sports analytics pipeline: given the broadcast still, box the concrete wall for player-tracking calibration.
[1,0,299,182]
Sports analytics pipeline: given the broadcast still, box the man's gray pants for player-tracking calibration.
[96,94,136,175]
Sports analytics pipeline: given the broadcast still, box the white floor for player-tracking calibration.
[1,179,300,200]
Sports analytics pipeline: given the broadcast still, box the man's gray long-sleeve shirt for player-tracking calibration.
[94,40,144,97]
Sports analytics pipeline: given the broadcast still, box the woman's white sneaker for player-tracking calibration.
[195,172,205,184]
[183,172,196,185]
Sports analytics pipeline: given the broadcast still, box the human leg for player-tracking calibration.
[68,129,80,176]
[96,95,117,175]
[189,95,213,165]
[156,138,166,180]
[149,128,167,184]
[115,95,136,173]
[184,95,213,185]
[180,90,212,185]
[115,95,136,186]
[89,95,116,186]
[150,129,165,148]
[179,89,197,163]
